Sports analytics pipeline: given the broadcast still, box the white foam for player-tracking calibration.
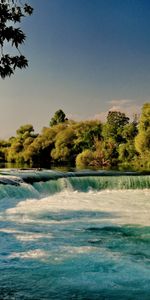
[0,228,53,241]
[8,249,48,260]
[15,232,52,242]
[1,189,150,226]
[0,228,20,234]
[61,246,99,254]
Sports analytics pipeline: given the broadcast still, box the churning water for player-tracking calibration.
[0,170,150,299]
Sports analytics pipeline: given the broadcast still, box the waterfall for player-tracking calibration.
[0,169,149,200]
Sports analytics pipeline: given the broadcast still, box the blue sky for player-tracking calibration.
[1,0,150,138]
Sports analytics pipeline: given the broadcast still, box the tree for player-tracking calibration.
[122,123,138,141]
[50,109,68,127]
[102,111,130,143]
[51,127,76,163]
[0,139,10,161]
[76,140,112,169]
[7,124,36,163]
[135,103,150,155]
[107,111,129,128]
[73,120,102,153]
[134,103,150,169]
[0,0,33,78]
[76,149,94,168]
[118,143,137,162]
[16,124,34,138]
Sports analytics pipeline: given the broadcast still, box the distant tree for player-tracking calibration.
[76,140,111,169]
[0,0,33,78]
[0,139,10,161]
[1,104,150,170]
[50,109,68,127]
[107,111,129,128]
[102,111,129,143]
[118,143,137,162]
[73,120,102,153]
[135,103,150,155]
[7,124,36,163]
[51,127,76,163]
[122,122,138,141]
[16,124,34,138]
[76,149,94,168]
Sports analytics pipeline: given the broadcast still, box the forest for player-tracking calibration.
[0,103,149,171]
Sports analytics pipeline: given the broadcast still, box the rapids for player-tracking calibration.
[0,169,150,299]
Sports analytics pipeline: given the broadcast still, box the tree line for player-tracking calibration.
[0,104,149,170]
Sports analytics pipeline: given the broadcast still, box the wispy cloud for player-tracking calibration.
[108,99,134,106]
[93,99,142,122]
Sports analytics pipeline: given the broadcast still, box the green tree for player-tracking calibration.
[7,124,36,163]
[117,122,138,168]
[135,103,150,154]
[76,149,94,168]
[122,123,138,141]
[23,126,60,165]
[23,138,41,164]
[50,109,68,127]
[0,139,10,161]
[135,103,150,169]
[102,111,130,144]
[51,127,76,163]
[107,111,129,128]
[2,104,150,170]
[73,120,102,153]
[16,124,34,138]
[0,0,33,78]
[135,103,150,159]
[118,143,137,162]
[76,140,114,169]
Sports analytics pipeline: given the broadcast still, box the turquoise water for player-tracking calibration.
[0,170,150,299]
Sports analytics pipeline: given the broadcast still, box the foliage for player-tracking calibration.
[138,103,150,131]
[50,109,68,127]
[118,143,137,162]
[16,124,34,137]
[0,0,33,78]
[135,103,150,156]
[1,105,150,170]
[22,124,67,165]
[76,149,94,168]
[102,111,130,143]
[6,124,36,163]
[73,120,102,153]
[51,127,76,163]
[76,140,117,169]
[122,123,138,141]
[107,111,129,127]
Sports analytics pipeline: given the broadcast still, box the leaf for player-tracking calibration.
[11,28,26,47]
[24,4,34,15]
